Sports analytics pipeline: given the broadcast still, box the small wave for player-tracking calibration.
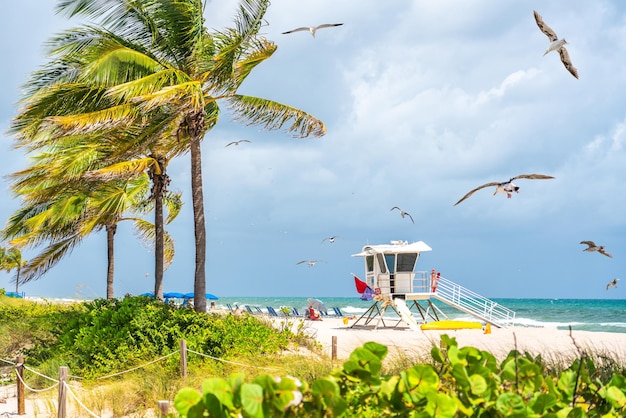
[599,322,626,328]
[512,317,583,328]
[341,305,368,314]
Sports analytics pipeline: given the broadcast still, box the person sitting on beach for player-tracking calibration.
[307,305,321,320]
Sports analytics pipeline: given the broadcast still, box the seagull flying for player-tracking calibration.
[580,241,612,258]
[390,207,415,223]
[282,23,344,37]
[533,10,579,79]
[454,174,555,206]
[606,278,619,290]
[225,140,251,147]
[322,236,342,244]
[297,259,326,267]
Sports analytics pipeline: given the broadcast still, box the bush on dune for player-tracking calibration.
[1,295,294,378]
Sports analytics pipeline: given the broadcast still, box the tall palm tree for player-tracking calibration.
[1,247,27,294]
[11,0,326,311]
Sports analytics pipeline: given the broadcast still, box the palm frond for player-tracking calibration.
[106,68,192,101]
[227,95,327,138]
[132,219,175,269]
[163,191,183,224]
[135,81,205,113]
[82,45,165,86]
[46,103,139,134]
[19,234,83,283]
[85,157,157,181]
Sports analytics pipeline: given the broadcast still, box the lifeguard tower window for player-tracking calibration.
[397,253,418,272]
[384,255,396,273]
[366,256,374,272]
[376,254,386,273]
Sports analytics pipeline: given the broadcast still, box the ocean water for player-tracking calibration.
[213,297,626,334]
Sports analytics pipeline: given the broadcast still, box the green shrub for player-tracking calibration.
[174,337,626,417]
[3,296,295,378]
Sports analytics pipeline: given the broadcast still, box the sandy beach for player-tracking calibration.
[293,316,626,364]
[2,315,625,417]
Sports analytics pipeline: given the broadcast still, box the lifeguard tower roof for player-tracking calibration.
[352,240,432,257]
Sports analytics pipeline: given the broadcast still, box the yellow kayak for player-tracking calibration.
[420,320,483,330]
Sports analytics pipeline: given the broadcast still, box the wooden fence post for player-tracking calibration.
[57,366,68,418]
[16,355,25,415]
[331,336,337,361]
[180,339,187,377]
[158,400,169,417]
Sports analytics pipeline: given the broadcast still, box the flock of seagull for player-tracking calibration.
[225,13,615,292]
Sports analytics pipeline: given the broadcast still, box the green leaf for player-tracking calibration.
[530,393,557,414]
[241,383,264,418]
[605,385,626,409]
[469,374,488,396]
[402,364,440,401]
[496,393,526,415]
[202,378,234,410]
[311,378,348,416]
[173,387,202,416]
[425,392,458,418]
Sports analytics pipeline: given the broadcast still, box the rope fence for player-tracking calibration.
[2,338,290,417]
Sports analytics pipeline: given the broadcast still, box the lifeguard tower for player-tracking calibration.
[351,240,516,329]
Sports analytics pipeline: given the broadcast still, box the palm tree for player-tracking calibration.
[3,154,181,298]
[10,0,325,311]
[1,247,27,294]
[53,0,326,311]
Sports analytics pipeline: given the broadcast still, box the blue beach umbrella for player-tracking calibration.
[163,292,186,299]
[139,292,155,298]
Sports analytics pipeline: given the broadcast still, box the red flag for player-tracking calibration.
[354,275,368,294]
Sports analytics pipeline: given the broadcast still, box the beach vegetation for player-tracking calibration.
[174,336,626,417]
[2,296,625,416]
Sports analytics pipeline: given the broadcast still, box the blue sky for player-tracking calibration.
[1,0,625,300]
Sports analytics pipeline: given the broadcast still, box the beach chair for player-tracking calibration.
[254,306,263,314]
[266,306,280,316]
[244,305,254,314]
[226,304,234,312]
[291,307,304,317]
[332,307,344,317]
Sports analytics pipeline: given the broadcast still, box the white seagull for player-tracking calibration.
[606,278,619,290]
[454,174,555,206]
[321,236,342,244]
[282,23,344,37]
[297,259,326,267]
[533,10,579,79]
[225,140,251,147]
[580,241,612,258]
[390,207,415,224]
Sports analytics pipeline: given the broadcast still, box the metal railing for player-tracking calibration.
[433,276,516,327]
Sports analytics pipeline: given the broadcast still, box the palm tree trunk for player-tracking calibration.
[153,165,166,301]
[15,267,20,294]
[106,224,116,299]
[190,134,207,313]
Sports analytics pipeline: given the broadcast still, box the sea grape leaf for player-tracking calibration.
[402,364,439,401]
[530,393,557,414]
[605,386,626,409]
[202,378,234,410]
[173,387,202,416]
[240,383,264,418]
[425,392,458,418]
[496,393,525,415]
[311,378,348,416]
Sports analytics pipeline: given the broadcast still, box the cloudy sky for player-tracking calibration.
[1,0,625,300]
